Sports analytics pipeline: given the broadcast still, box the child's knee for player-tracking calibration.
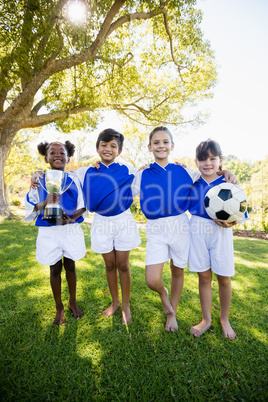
[117,262,129,273]
[50,263,62,277]
[105,262,117,272]
[146,276,159,290]
[64,261,75,273]
[217,275,231,286]
[171,266,184,278]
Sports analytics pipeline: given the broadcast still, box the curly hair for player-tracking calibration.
[37,141,75,157]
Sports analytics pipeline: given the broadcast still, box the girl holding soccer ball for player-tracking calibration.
[188,139,247,340]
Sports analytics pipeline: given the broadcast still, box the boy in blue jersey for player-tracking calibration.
[25,141,86,325]
[188,140,247,339]
[74,129,140,325]
[137,127,236,332]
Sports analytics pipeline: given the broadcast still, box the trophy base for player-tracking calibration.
[42,205,63,222]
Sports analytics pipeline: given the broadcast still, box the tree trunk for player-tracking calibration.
[0,128,17,216]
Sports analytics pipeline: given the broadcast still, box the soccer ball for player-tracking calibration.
[204,183,247,222]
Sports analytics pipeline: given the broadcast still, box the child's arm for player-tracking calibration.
[25,188,40,221]
[214,219,238,228]
[30,167,90,189]
[61,175,88,224]
[218,169,238,184]
[62,208,86,224]
[34,193,58,212]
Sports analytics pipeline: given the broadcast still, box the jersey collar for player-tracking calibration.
[152,161,171,171]
[200,175,225,186]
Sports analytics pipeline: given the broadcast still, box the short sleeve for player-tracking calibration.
[25,188,40,222]
[118,160,137,176]
[185,167,201,183]
[69,167,88,186]
[131,169,143,197]
[72,176,86,211]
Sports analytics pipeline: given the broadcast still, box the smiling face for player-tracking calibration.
[45,143,68,171]
[148,130,174,166]
[196,151,223,182]
[96,139,122,165]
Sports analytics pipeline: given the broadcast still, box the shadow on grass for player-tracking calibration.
[1,219,267,400]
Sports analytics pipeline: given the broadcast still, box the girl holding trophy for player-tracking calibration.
[25,141,86,325]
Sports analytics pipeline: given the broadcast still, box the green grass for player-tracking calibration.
[0,216,267,401]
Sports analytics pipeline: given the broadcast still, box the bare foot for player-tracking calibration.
[102,302,120,318]
[165,315,178,332]
[220,318,236,340]
[190,319,211,338]
[160,287,174,316]
[68,301,84,319]
[122,305,133,325]
[53,307,65,325]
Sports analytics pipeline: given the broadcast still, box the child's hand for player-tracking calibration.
[174,161,187,168]
[61,212,75,225]
[220,170,238,184]
[138,164,149,171]
[93,160,101,169]
[214,219,237,228]
[31,170,43,189]
[46,193,59,205]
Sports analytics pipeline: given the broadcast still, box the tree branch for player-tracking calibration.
[31,99,47,116]
[162,9,185,83]
[34,0,69,70]
[95,53,134,68]
[107,8,165,37]
[21,105,94,128]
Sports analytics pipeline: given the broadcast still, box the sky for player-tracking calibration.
[38,0,268,163]
[175,0,268,162]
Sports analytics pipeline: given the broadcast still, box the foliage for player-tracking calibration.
[0,0,218,214]
[223,158,252,184]
[0,216,267,400]
[0,0,217,132]
[4,130,42,184]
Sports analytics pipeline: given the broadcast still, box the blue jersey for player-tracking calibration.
[25,173,85,226]
[188,176,226,220]
[140,162,200,220]
[75,162,137,217]
[189,176,249,221]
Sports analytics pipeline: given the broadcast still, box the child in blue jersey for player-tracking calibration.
[74,129,140,325]
[25,141,86,325]
[188,139,246,340]
[138,127,236,332]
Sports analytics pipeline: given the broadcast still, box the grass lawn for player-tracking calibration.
[0,215,267,401]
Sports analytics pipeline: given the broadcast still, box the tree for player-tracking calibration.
[0,0,217,215]
[223,158,253,184]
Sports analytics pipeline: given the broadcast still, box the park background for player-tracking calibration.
[4,0,268,233]
[1,0,267,400]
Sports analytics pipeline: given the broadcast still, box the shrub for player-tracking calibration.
[11,198,21,206]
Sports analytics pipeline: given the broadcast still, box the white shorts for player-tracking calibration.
[189,215,235,276]
[91,209,141,254]
[145,213,190,268]
[36,223,86,266]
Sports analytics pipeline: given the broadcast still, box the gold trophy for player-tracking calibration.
[41,170,66,221]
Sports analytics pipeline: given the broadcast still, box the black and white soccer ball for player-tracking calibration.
[204,183,247,222]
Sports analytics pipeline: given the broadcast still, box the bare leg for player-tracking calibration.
[115,250,133,325]
[217,274,236,340]
[190,269,212,337]
[64,257,83,319]
[102,250,120,317]
[50,260,65,325]
[166,261,184,332]
[146,263,174,316]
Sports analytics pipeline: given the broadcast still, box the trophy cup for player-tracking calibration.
[41,170,66,221]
